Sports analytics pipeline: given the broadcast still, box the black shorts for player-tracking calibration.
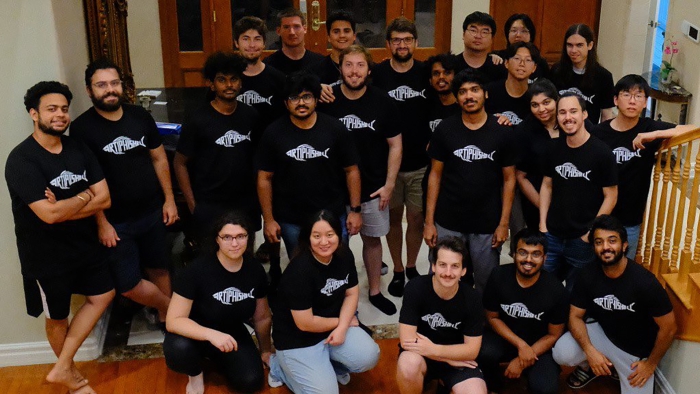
[399,345,485,390]
[24,260,113,319]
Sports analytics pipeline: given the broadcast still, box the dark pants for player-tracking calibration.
[478,329,560,394]
[163,329,264,393]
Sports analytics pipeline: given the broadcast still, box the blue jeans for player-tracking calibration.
[279,213,349,260]
[625,225,641,261]
[269,327,379,394]
[544,233,594,293]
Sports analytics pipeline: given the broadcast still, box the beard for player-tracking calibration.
[91,92,123,112]
[392,51,413,63]
[598,248,626,267]
[342,76,367,91]
[37,119,68,136]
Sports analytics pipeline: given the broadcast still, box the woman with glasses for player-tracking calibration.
[492,13,550,83]
[267,210,379,393]
[163,212,271,393]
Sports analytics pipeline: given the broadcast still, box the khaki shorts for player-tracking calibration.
[389,166,426,212]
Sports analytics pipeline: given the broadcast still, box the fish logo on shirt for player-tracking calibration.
[555,162,591,180]
[329,80,342,87]
[237,90,273,105]
[102,136,146,155]
[612,147,642,164]
[593,295,635,312]
[558,87,595,104]
[453,145,495,162]
[215,130,251,147]
[286,144,330,161]
[387,85,426,101]
[339,114,376,131]
[429,119,442,132]
[212,287,255,305]
[320,274,349,296]
[49,170,87,190]
[421,313,461,331]
[501,303,544,320]
[499,111,523,125]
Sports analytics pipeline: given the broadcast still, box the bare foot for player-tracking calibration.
[46,363,88,390]
[71,363,87,385]
[186,372,205,394]
[70,384,97,394]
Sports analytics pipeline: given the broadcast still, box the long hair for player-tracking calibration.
[552,24,600,92]
[295,210,345,259]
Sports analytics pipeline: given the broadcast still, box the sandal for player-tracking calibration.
[567,366,599,389]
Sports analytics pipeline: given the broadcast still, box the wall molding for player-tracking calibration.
[655,368,677,394]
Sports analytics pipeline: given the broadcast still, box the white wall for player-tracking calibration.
[128,0,165,87]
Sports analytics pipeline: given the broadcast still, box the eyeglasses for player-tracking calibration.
[516,249,544,260]
[92,80,122,89]
[466,27,492,37]
[619,92,646,101]
[218,233,249,243]
[287,93,315,104]
[390,37,415,45]
[509,28,531,35]
[510,56,535,65]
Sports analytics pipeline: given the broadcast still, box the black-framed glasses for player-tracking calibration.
[390,37,415,45]
[218,233,249,243]
[288,93,315,104]
[516,249,544,260]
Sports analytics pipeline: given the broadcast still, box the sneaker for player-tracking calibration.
[336,372,351,385]
[267,372,283,388]
[388,271,405,297]
[369,292,397,315]
[406,266,419,280]
[380,261,389,275]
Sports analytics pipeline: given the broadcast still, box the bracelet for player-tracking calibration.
[76,194,88,203]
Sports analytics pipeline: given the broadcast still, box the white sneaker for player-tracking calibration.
[268,372,283,388]
[336,372,351,385]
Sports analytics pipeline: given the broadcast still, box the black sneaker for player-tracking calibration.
[368,292,397,315]
[388,271,405,297]
[406,266,419,280]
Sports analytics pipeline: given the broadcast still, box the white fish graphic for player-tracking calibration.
[558,87,595,104]
[593,295,636,312]
[500,303,544,320]
[212,287,255,305]
[237,90,273,105]
[215,130,251,147]
[286,144,330,161]
[612,147,642,164]
[387,85,426,101]
[421,313,462,330]
[429,119,442,132]
[499,111,523,125]
[103,136,146,155]
[339,114,376,131]
[49,170,88,190]
[320,274,349,296]
[453,145,495,162]
[555,162,591,180]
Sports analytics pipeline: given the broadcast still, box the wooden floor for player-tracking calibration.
[0,339,619,393]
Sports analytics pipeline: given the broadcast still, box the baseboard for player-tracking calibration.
[0,310,109,367]
[655,368,677,394]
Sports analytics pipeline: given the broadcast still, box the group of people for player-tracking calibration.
[4,6,692,394]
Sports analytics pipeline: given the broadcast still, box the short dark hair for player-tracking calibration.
[430,236,467,267]
[339,45,373,69]
[283,70,322,100]
[557,91,587,112]
[296,210,345,258]
[614,74,651,97]
[527,78,559,102]
[504,13,536,43]
[277,8,305,26]
[202,51,247,82]
[326,10,356,34]
[589,214,628,244]
[205,211,251,255]
[386,16,418,41]
[504,41,541,62]
[84,58,122,87]
[451,68,488,97]
[425,52,456,79]
[24,81,73,113]
[233,16,267,42]
[510,228,548,257]
[462,11,496,35]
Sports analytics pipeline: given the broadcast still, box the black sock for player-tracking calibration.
[369,293,397,315]
[406,266,419,279]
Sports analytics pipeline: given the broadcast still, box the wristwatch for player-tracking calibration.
[349,205,361,213]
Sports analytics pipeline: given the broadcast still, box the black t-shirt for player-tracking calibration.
[483,264,568,345]
[372,59,431,172]
[453,52,508,83]
[257,113,359,224]
[177,103,260,216]
[5,136,105,278]
[272,248,359,350]
[514,117,559,192]
[400,275,484,346]
[174,254,267,334]
[70,105,163,223]
[591,118,674,226]
[319,85,401,202]
[550,63,614,124]
[427,95,460,133]
[571,261,673,358]
[239,65,286,136]
[544,135,618,238]
[428,115,517,234]
[263,49,324,76]
[485,80,531,126]
[492,48,550,83]
[313,55,343,86]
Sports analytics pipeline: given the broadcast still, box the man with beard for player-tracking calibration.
[453,12,507,83]
[257,70,362,259]
[319,45,402,314]
[315,10,357,87]
[71,59,176,328]
[553,215,676,392]
[539,93,618,292]
[174,52,261,253]
[396,237,487,394]
[424,69,517,293]
[426,53,460,133]
[264,8,324,76]
[478,228,567,394]
[5,81,114,394]
[372,17,430,288]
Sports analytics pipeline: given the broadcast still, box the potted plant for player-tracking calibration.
[661,38,679,84]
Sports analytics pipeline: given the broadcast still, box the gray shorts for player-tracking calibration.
[349,198,390,237]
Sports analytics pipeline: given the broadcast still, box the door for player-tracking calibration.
[159,0,451,87]
[642,0,669,74]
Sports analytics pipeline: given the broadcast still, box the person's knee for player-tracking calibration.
[227,368,264,393]
[389,207,404,225]
[86,289,115,309]
[552,337,580,367]
[452,377,487,394]
[397,352,426,381]
[405,209,423,228]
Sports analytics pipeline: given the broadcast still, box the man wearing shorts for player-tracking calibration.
[5,81,115,394]
[396,237,487,394]
[320,45,402,314]
[71,59,177,328]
